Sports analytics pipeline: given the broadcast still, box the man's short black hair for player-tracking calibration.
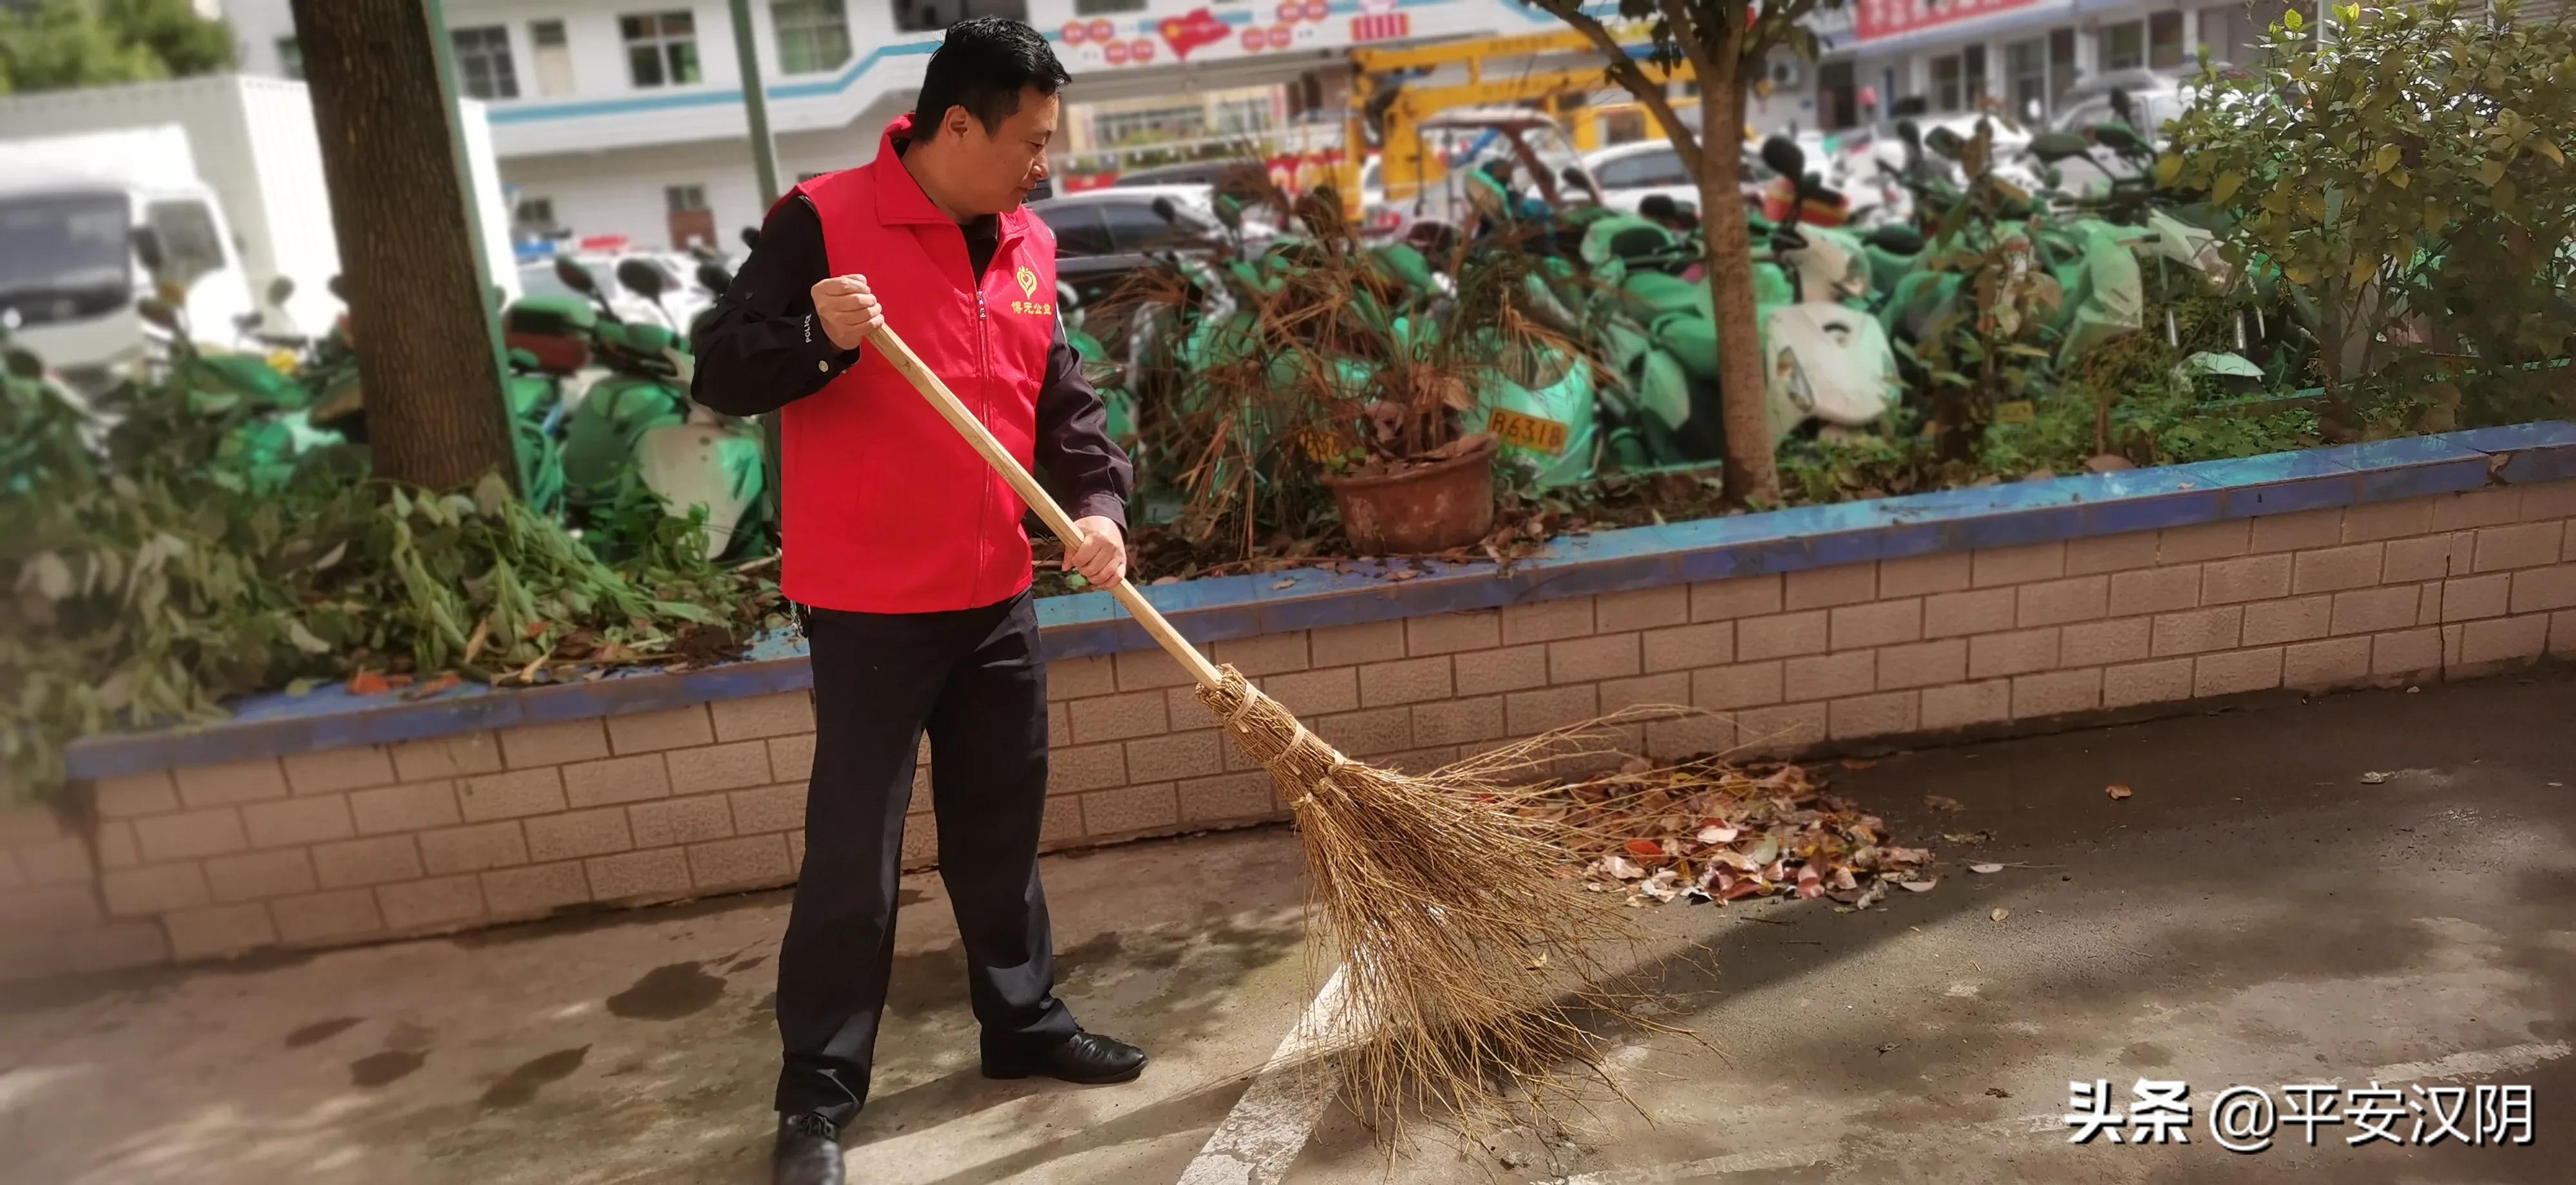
[914,16,1070,135]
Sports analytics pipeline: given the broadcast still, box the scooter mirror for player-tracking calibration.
[554,256,601,295]
[2029,131,2092,164]
[616,258,670,301]
[2110,88,2136,129]
[2094,123,2148,156]
[131,227,166,274]
[265,275,296,308]
[740,225,761,252]
[137,298,182,331]
[696,261,733,295]
[327,274,346,301]
[1924,126,1964,160]
[1760,136,1806,185]
[1151,196,1178,225]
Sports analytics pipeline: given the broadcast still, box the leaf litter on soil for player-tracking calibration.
[1517,748,1936,909]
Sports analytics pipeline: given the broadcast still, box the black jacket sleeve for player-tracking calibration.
[692,193,1133,529]
[1035,327,1135,531]
[688,196,859,417]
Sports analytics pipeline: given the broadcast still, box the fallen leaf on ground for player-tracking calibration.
[1926,795,1966,812]
[1272,579,1296,589]
[1899,878,1938,893]
[1987,1086,2012,1099]
[1877,1043,1899,1054]
[1970,862,2005,874]
[1384,569,1419,583]
[1942,831,1994,844]
[1990,907,2011,922]
[1525,953,1548,971]
[1528,753,1931,910]
[1840,758,1879,771]
[401,672,462,701]
[347,670,392,696]
[2105,784,2134,800]
[2361,771,2391,784]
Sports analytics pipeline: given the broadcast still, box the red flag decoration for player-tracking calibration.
[1158,7,1231,59]
[1854,0,2041,41]
[1352,12,1410,41]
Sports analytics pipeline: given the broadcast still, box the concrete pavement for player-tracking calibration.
[1,672,2569,1184]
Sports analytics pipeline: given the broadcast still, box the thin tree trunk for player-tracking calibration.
[290,0,515,493]
[1699,79,1781,504]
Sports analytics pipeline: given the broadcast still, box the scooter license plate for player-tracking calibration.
[1488,408,1569,455]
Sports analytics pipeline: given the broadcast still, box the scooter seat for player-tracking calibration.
[1654,315,1723,381]
[1621,271,1710,321]
[1866,224,1924,255]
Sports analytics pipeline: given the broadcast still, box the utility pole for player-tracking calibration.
[729,0,784,205]
[727,0,786,534]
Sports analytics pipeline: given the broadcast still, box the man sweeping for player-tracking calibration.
[690,17,1143,1185]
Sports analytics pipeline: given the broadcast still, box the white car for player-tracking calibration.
[1584,140,1696,215]
[1583,138,1785,218]
[517,251,715,332]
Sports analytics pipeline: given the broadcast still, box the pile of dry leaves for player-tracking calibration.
[1523,754,1938,910]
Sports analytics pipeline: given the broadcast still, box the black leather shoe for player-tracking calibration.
[983,1030,1148,1084]
[772,1112,844,1185]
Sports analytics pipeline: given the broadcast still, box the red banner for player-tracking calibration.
[1853,0,2041,42]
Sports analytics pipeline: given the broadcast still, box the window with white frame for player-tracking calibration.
[2148,10,2186,70]
[451,26,518,100]
[515,197,557,225]
[2006,39,2046,120]
[276,37,303,80]
[1094,105,1206,146]
[622,11,703,88]
[530,20,576,97]
[773,0,851,74]
[1929,53,1963,112]
[2104,21,2146,70]
[667,185,709,214]
[1213,96,1273,137]
[895,0,1034,33]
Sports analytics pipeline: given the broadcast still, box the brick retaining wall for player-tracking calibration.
[7,474,2574,981]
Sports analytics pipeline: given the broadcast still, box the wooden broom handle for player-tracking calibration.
[864,323,1226,690]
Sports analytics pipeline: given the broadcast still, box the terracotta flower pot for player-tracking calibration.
[1321,434,1499,555]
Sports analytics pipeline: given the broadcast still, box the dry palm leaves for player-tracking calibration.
[1524,752,1937,909]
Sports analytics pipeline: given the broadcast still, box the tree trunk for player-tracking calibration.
[1698,78,1781,505]
[290,0,516,493]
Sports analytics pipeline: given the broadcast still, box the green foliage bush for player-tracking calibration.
[1,347,777,803]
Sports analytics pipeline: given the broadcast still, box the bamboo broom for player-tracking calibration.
[864,322,1647,1131]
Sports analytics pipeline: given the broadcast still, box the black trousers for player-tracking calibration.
[774,591,1077,1126]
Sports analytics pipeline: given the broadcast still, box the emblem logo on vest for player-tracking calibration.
[1008,265,1054,316]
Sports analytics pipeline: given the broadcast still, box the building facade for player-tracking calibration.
[225,0,1619,251]
[1806,0,2300,131]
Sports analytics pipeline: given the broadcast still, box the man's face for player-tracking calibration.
[940,87,1057,214]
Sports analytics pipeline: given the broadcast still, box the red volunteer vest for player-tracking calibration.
[779,116,1059,614]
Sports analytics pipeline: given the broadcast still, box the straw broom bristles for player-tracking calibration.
[1197,665,1680,1135]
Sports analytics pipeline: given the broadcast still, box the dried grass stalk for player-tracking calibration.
[1198,667,1683,1134]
